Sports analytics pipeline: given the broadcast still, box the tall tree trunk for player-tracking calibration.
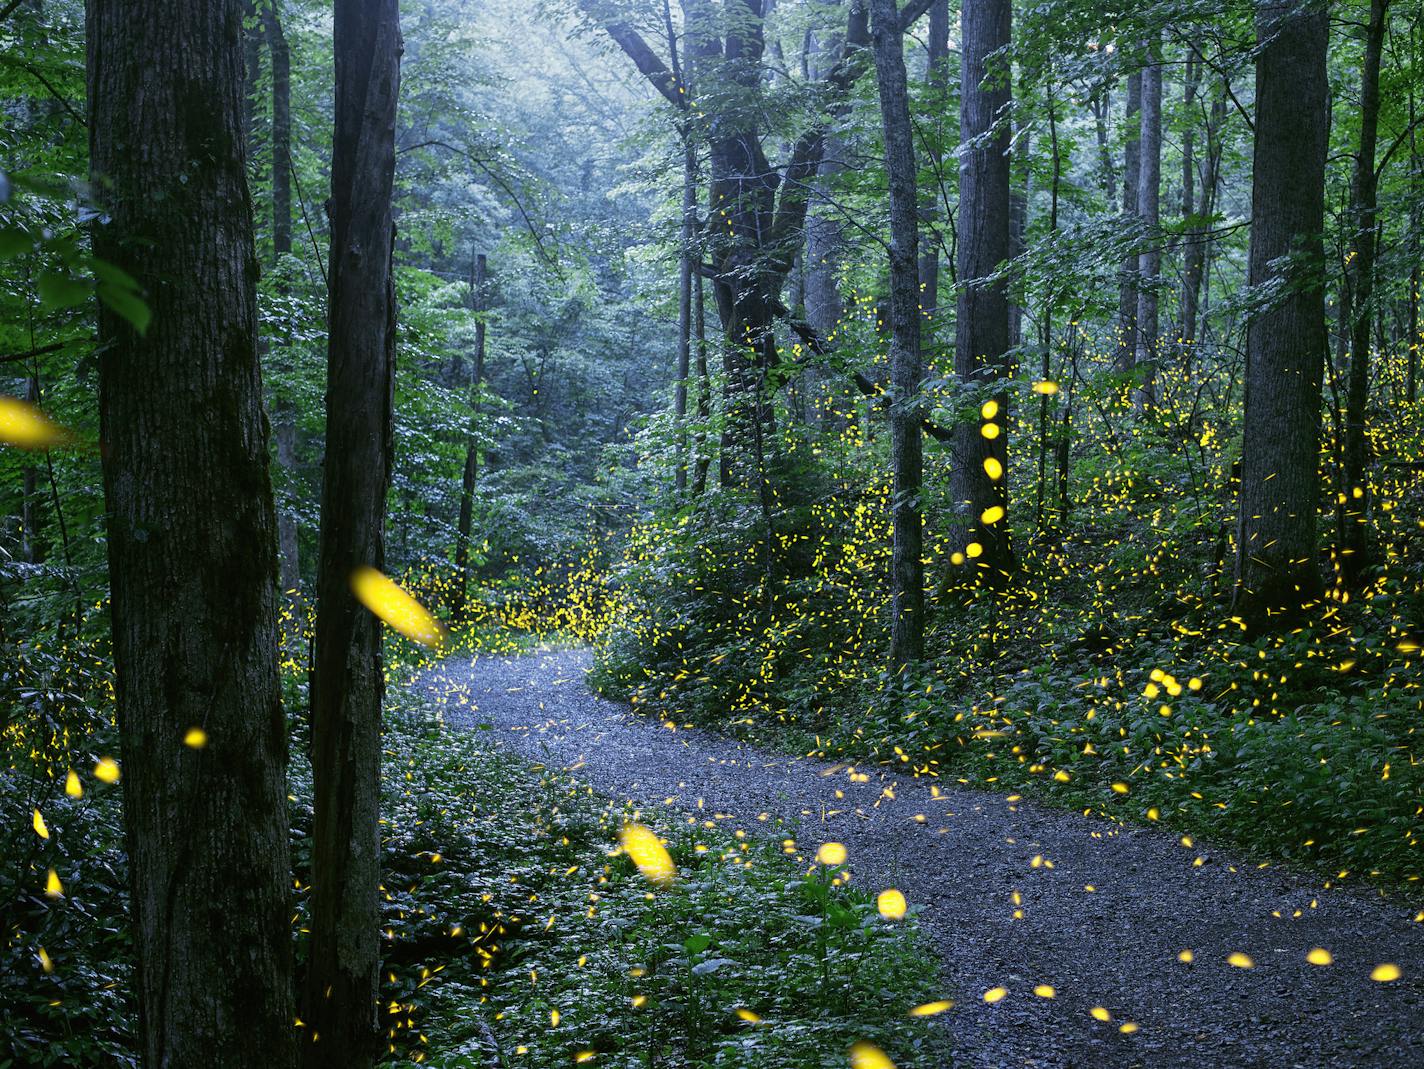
[691,267,713,495]
[1135,42,1162,403]
[306,1,402,1065]
[20,370,42,564]
[869,0,923,668]
[1115,71,1142,372]
[1410,48,1420,404]
[452,253,486,624]
[265,2,300,595]
[1008,80,1029,352]
[675,138,695,491]
[1091,87,1116,205]
[1178,51,1199,346]
[918,0,948,335]
[1233,0,1329,628]
[86,0,297,1065]
[244,0,262,144]
[950,0,1013,583]
[1182,76,1225,355]
[1036,75,1061,531]
[1341,0,1390,584]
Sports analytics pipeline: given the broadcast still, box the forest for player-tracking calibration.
[2,0,1423,1065]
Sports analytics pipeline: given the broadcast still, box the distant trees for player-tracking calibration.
[1233,0,1330,627]
[581,0,867,490]
[87,0,297,1064]
[305,0,403,1064]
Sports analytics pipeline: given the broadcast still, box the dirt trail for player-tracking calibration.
[428,647,1424,1069]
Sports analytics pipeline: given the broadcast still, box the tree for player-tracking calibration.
[264,1,301,595]
[86,0,297,1064]
[452,252,487,623]
[868,0,922,666]
[1114,69,1141,372]
[305,0,402,1064]
[1134,38,1162,403]
[1341,0,1390,584]
[1233,0,1330,627]
[582,0,867,486]
[949,0,1014,583]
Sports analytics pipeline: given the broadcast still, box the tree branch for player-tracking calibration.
[897,0,936,33]
[578,0,686,109]
[0,340,67,365]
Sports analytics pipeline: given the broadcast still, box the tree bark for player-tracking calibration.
[1134,42,1162,403]
[949,0,1013,583]
[1341,0,1389,584]
[1181,75,1225,354]
[918,0,948,334]
[86,0,297,1065]
[675,138,695,491]
[452,253,486,624]
[691,267,713,495]
[1115,71,1141,372]
[265,2,299,595]
[1233,0,1329,628]
[20,370,42,564]
[869,0,923,667]
[1091,87,1116,206]
[306,0,401,1065]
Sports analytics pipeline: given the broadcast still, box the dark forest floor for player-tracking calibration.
[425,646,1424,1069]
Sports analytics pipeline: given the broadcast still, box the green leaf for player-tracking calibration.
[97,281,151,335]
[36,270,91,311]
[0,227,30,259]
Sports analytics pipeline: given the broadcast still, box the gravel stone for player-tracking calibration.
[428,647,1424,1069]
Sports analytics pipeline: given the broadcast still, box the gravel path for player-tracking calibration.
[427,647,1424,1069]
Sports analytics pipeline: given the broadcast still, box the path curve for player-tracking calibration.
[428,647,1424,1069]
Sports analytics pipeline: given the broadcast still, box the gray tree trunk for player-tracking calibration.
[869,0,923,667]
[452,253,486,624]
[306,0,402,1065]
[1181,74,1226,354]
[86,0,297,1064]
[918,0,949,338]
[1134,44,1162,402]
[675,138,695,490]
[1233,0,1329,628]
[265,3,300,595]
[950,0,1013,583]
[1115,71,1141,372]
[1341,0,1389,583]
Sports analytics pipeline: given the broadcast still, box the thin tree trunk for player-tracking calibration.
[691,267,712,495]
[1178,51,1198,345]
[1115,71,1142,372]
[21,370,42,563]
[1182,75,1225,355]
[1008,77,1029,352]
[1135,43,1162,403]
[1342,0,1390,584]
[452,253,486,625]
[1233,0,1329,628]
[265,3,299,595]
[87,0,297,1064]
[306,1,402,1065]
[1092,87,1117,206]
[869,0,923,668]
[918,0,948,336]
[675,138,695,492]
[1037,76,1061,531]
[950,0,1013,583]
